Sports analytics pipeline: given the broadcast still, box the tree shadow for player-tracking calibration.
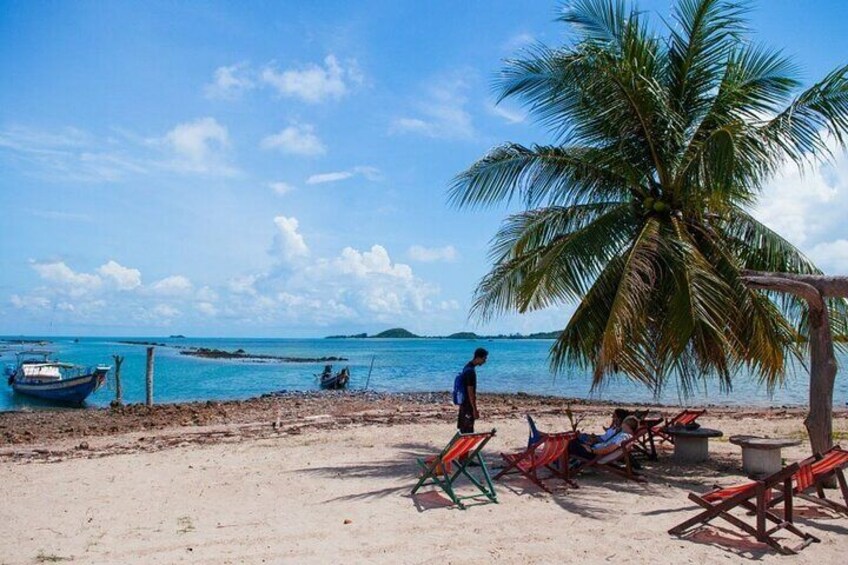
[290,441,501,510]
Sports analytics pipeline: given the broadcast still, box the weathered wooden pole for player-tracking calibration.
[112,354,124,405]
[743,271,844,457]
[145,347,154,407]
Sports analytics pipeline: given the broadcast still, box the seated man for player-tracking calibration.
[570,416,639,460]
[578,408,629,445]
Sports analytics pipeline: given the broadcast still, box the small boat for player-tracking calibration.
[5,350,109,404]
[317,364,350,390]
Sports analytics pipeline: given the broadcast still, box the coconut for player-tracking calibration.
[653,201,668,213]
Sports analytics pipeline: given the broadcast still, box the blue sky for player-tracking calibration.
[1,0,847,337]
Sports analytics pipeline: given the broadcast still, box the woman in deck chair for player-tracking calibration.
[578,408,629,445]
[570,416,639,460]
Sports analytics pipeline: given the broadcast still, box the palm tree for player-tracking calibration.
[451,0,848,421]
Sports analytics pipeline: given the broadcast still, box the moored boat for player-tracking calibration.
[317,365,350,390]
[5,351,109,404]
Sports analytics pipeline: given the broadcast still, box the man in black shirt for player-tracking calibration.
[457,348,488,433]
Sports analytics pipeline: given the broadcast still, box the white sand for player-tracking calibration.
[1,413,846,563]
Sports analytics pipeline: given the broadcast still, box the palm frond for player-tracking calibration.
[449,144,639,209]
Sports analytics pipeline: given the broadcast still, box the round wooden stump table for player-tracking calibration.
[729,435,802,478]
[666,427,723,463]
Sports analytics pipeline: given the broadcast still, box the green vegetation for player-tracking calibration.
[371,328,420,338]
[447,332,480,339]
[451,0,848,393]
[324,328,562,339]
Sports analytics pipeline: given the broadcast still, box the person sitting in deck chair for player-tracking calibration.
[578,408,629,445]
[569,416,639,459]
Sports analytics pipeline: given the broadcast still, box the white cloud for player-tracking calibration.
[271,216,309,261]
[6,233,459,331]
[204,63,254,99]
[439,299,461,311]
[228,274,259,295]
[296,245,436,317]
[161,117,235,175]
[809,240,848,273]
[306,166,381,185]
[503,32,535,51]
[307,171,352,184]
[754,160,839,245]
[334,245,413,280]
[260,124,326,156]
[268,181,295,195]
[10,294,51,310]
[486,102,526,124]
[97,260,141,290]
[260,55,359,103]
[390,76,475,140]
[754,143,848,274]
[196,302,218,316]
[153,304,180,318]
[31,260,102,294]
[149,275,193,296]
[408,245,458,263]
[0,125,90,151]
[0,125,146,182]
[196,286,219,301]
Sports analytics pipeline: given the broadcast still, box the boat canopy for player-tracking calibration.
[20,363,62,381]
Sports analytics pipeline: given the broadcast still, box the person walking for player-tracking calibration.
[455,347,488,433]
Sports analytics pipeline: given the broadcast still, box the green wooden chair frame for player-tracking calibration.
[411,429,498,509]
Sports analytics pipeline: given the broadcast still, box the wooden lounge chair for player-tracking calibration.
[570,433,646,482]
[495,430,578,492]
[411,429,497,509]
[669,463,819,555]
[768,445,848,516]
[651,408,706,445]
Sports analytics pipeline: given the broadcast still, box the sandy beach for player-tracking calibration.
[1,394,847,564]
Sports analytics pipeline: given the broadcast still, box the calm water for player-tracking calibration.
[1,336,846,411]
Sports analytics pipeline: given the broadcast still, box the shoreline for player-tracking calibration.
[2,391,846,459]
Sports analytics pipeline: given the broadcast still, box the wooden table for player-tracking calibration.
[666,426,723,463]
[729,435,802,478]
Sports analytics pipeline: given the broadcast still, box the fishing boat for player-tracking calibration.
[317,365,350,390]
[4,350,109,404]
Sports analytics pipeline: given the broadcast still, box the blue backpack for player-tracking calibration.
[452,369,467,405]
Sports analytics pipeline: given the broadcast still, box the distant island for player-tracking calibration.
[325,327,560,340]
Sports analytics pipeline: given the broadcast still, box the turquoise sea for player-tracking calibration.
[1,336,846,411]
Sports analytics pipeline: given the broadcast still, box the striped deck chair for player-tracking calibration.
[669,463,819,555]
[651,409,706,445]
[495,430,578,492]
[570,433,646,482]
[769,445,848,516]
[411,429,497,509]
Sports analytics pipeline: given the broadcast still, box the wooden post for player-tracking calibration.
[364,355,375,390]
[743,271,843,459]
[112,354,124,405]
[145,347,154,407]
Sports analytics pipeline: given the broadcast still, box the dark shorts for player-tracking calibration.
[457,404,475,433]
[568,441,594,459]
